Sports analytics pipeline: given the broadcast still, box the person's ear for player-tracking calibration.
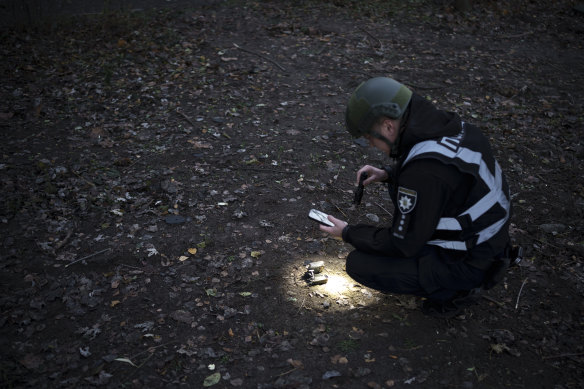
[384,118,397,137]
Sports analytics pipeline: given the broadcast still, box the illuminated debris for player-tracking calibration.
[306,261,324,273]
[309,274,328,286]
[303,261,328,286]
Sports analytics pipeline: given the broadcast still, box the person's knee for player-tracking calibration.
[345,250,365,284]
[345,250,365,278]
[345,250,423,295]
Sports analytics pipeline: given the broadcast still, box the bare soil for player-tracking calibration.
[1,1,583,388]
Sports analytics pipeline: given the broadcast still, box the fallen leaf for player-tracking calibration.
[203,372,221,387]
[490,343,508,354]
[146,246,159,257]
[206,288,217,296]
[188,139,213,149]
[114,357,137,367]
[170,310,194,324]
[188,247,198,255]
[178,255,188,262]
[110,300,121,307]
[287,359,303,368]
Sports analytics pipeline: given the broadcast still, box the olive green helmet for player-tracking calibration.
[345,77,413,138]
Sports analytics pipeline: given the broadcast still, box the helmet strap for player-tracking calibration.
[371,132,399,158]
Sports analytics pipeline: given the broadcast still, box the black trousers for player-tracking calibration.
[345,245,486,302]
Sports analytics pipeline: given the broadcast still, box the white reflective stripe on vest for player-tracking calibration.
[473,162,511,245]
[460,157,503,221]
[477,210,510,246]
[404,131,510,251]
[426,239,467,251]
[435,217,462,231]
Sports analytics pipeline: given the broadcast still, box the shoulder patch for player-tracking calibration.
[397,186,417,214]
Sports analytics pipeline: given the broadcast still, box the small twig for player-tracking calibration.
[238,167,298,174]
[375,202,393,218]
[119,263,142,270]
[123,341,177,381]
[481,294,504,307]
[542,352,584,360]
[357,26,382,49]
[515,278,528,309]
[297,296,307,313]
[175,108,196,127]
[136,199,154,215]
[65,248,111,268]
[129,340,180,361]
[233,43,286,71]
[532,236,562,250]
[71,170,96,187]
[316,44,329,55]
[276,367,299,377]
[330,201,348,219]
[499,31,534,40]
[136,353,154,368]
[54,229,74,251]
[406,82,446,90]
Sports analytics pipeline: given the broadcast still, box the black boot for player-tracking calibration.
[482,245,523,290]
[421,289,482,319]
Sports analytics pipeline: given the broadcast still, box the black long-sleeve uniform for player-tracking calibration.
[344,159,473,259]
[341,93,511,298]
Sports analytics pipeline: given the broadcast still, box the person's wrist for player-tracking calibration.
[341,224,350,241]
[381,166,392,182]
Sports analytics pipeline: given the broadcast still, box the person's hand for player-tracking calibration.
[356,165,388,186]
[319,215,348,239]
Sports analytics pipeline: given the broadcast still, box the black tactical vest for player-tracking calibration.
[402,122,511,263]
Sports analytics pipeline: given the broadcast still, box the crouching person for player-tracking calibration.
[320,77,517,318]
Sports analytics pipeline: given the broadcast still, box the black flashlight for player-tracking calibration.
[353,172,368,205]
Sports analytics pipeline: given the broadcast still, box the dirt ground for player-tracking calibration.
[1,0,583,388]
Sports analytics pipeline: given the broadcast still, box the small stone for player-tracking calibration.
[165,215,188,224]
[322,370,341,380]
[170,310,194,324]
[352,367,371,378]
[538,223,566,234]
[160,179,178,193]
[366,213,379,223]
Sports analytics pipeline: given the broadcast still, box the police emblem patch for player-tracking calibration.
[397,186,417,214]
